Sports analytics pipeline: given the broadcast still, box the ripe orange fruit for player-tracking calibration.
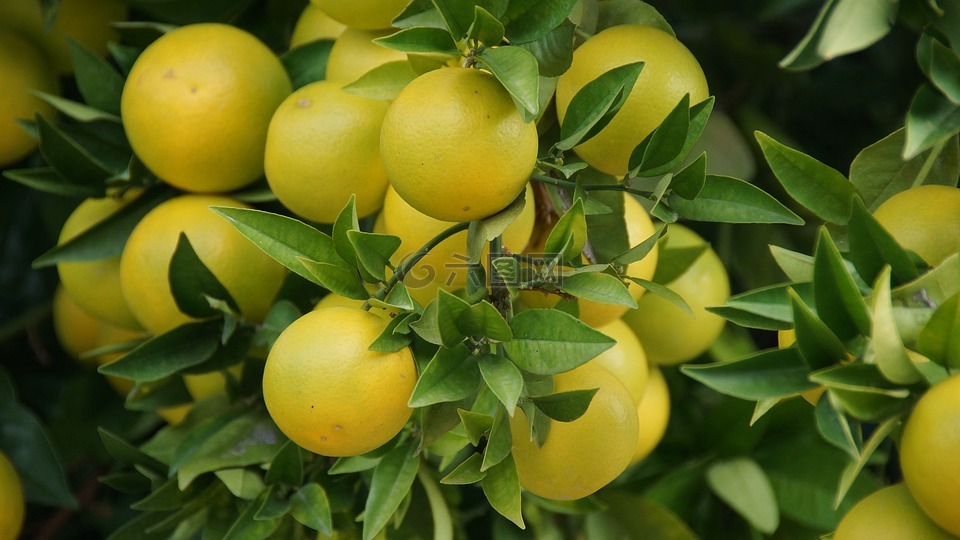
[899,374,960,536]
[311,0,409,31]
[263,307,417,456]
[834,484,955,539]
[380,67,538,222]
[265,81,390,223]
[556,24,709,176]
[622,224,729,366]
[509,361,639,501]
[119,195,287,335]
[56,190,143,329]
[873,185,960,266]
[0,30,58,167]
[325,28,409,84]
[120,23,292,193]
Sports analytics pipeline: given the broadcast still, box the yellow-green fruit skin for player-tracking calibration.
[290,3,345,47]
[311,0,409,30]
[900,375,960,536]
[509,362,639,501]
[380,67,538,222]
[631,366,670,463]
[0,451,25,540]
[120,23,291,193]
[556,24,709,176]
[623,225,729,366]
[834,484,956,540]
[592,319,650,403]
[325,28,408,84]
[56,192,143,329]
[264,81,390,223]
[872,185,960,266]
[0,31,58,167]
[119,195,287,335]
[52,285,102,364]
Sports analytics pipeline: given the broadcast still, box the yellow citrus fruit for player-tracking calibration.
[834,484,956,540]
[121,23,291,193]
[325,28,408,84]
[381,66,539,222]
[311,0,409,30]
[183,366,243,401]
[0,0,126,74]
[119,195,287,335]
[290,3,345,47]
[509,361,639,501]
[521,195,659,327]
[0,30,58,167]
[622,224,729,366]
[900,374,960,536]
[556,24,709,176]
[56,190,143,329]
[0,451,25,539]
[873,185,960,266]
[592,319,649,403]
[382,184,535,305]
[52,285,102,365]
[263,307,417,456]
[631,365,670,463]
[265,81,390,223]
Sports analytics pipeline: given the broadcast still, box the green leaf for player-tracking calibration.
[418,468,455,539]
[290,483,333,534]
[124,377,190,412]
[834,415,901,506]
[504,309,616,375]
[68,38,124,115]
[680,348,818,400]
[254,300,301,351]
[868,267,922,384]
[348,230,402,283]
[503,0,578,43]
[890,253,960,308]
[214,469,264,501]
[363,441,421,540]
[169,233,239,318]
[431,0,474,39]
[457,301,513,341]
[545,199,588,263]
[332,195,360,268]
[628,94,692,176]
[668,174,805,225]
[34,114,118,183]
[458,409,495,447]
[176,411,285,489]
[705,458,779,534]
[595,1,675,36]
[410,299,443,345]
[481,407,512,471]
[651,243,708,285]
[441,453,486,484]
[613,221,664,267]
[468,6,505,45]
[810,364,910,421]
[789,288,848,370]
[31,91,120,123]
[815,397,860,460]
[480,455,524,529]
[342,60,419,101]
[223,488,281,540]
[846,197,919,285]
[531,388,598,422]
[559,271,637,309]
[670,152,708,200]
[916,292,960,370]
[628,277,694,316]
[298,259,369,300]
[408,344,480,407]
[468,189,529,262]
[917,32,960,103]
[436,290,470,346]
[904,83,960,159]
[97,428,167,475]
[583,175,630,263]
[370,313,415,353]
[265,440,302,486]
[556,62,644,151]
[755,131,857,224]
[849,128,959,211]
[812,228,872,339]
[3,167,104,198]
[34,187,174,267]
[394,0,446,29]
[474,46,541,118]
[209,207,348,286]
[770,246,817,283]
[98,320,222,383]
[281,40,333,90]
[515,22,575,77]
[779,0,895,70]
[478,355,524,416]
[376,27,458,54]
[587,491,697,539]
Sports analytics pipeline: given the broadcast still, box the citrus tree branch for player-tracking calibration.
[530,172,653,197]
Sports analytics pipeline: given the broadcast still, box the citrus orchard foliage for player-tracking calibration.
[0,0,959,538]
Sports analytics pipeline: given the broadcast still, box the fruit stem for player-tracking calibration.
[530,173,653,197]
[365,221,472,309]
